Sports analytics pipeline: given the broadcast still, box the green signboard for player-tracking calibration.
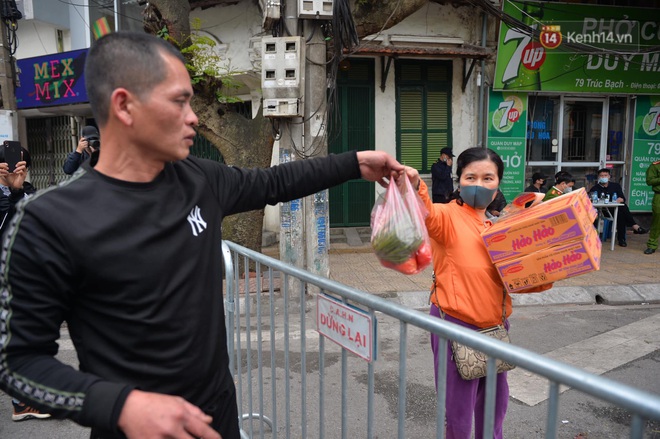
[494,0,660,93]
[629,96,660,212]
[487,90,528,202]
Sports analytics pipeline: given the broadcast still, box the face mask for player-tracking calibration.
[460,185,496,209]
[598,177,609,184]
[564,186,573,193]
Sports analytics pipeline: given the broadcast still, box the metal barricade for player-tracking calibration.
[222,241,660,439]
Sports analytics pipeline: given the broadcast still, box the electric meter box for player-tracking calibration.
[261,36,305,117]
[297,0,333,19]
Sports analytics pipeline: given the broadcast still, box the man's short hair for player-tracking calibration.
[555,171,573,185]
[597,168,611,175]
[85,31,187,127]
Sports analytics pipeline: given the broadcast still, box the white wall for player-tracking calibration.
[372,2,482,192]
[15,1,484,234]
[262,2,486,232]
[15,22,62,59]
[25,0,70,29]
[189,2,264,75]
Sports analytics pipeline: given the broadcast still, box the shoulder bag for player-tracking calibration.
[434,282,516,380]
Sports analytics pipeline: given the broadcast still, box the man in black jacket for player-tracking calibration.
[63,125,100,175]
[588,168,647,247]
[431,147,454,203]
[524,172,547,193]
[0,32,404,439]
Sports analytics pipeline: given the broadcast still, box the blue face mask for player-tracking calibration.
[460,185,496,209]
[598,177,609,184]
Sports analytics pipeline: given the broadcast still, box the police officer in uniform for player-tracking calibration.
[644,159,660,255]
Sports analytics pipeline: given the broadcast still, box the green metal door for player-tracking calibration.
[328,59,375,227]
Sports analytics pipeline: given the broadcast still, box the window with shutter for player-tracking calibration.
[396,60,452,173]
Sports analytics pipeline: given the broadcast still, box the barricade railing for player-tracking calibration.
[222,241,660,439]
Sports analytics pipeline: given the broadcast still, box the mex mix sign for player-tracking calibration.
[494,0,660,93]
[16,49,88,109]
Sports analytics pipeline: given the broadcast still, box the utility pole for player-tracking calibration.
[278,0,306,280]
[0,20,17,111]
[278,0,330,296]
[303,18,329,288]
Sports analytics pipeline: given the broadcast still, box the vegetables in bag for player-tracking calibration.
[370,175,432,275]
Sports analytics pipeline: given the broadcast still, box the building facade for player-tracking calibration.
[9,1,656,233]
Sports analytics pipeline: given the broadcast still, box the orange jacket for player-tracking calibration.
[419,181,549,327]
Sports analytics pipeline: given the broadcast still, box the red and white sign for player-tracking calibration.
[317,293,375,362]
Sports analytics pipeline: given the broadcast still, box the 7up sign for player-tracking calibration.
[488,91,528,202]
[494,0,660,93]
[493,95,524,133]
[500,25,545,91]
[643,104,660,136]
[630,96,660,212]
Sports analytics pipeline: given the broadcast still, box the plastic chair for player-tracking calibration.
[600,218,613,242]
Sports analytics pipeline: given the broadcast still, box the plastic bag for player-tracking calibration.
[370,175,432,275]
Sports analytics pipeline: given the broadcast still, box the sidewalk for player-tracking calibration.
[262,227,660,308]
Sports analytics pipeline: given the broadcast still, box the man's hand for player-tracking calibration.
[77,137,89,154]
[0,161,27,190]
[118,390,222,439]
[356,151,405,188]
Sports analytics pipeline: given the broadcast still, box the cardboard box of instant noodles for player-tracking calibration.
[482,188,597,264]
[495,225,601,294]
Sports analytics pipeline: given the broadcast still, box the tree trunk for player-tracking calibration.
[350,0,430,37]
[193,96,274,252]
[144,0,439,253]
[146,0,275,253]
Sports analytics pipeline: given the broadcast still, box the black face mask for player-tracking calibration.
[460,185,496,209]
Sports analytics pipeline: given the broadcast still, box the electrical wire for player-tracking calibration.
[347,0,403,54]
[470,0,659,58]
[3,18,18,55]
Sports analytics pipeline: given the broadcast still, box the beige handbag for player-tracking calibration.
[435,284,516,380]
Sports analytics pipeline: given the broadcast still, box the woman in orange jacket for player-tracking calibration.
[405,147,550,439]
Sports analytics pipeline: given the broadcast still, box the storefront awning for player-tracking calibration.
[346,36,493,92]
[349,43,492,59]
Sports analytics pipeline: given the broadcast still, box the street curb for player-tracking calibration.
[631,284,660,304]
[592,285,646,305]
[381,283,660,309]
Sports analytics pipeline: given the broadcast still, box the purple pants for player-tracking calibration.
[430,304,509,439]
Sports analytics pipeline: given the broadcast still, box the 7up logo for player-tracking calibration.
[493,95,523,133]
[521,43,546,70]
[642,103,660,136]
[501,24,546,89]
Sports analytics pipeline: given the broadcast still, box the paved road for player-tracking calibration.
[2,228,658,438]
[2,303,658,438]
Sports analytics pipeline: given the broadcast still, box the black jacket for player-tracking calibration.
[0,153,360,436]
[63,150,92,175]
[0,181,36,236]
[431,159,453,203]
[524,184,544,193]
[588,181,625,203]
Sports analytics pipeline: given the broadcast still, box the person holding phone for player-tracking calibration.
[63,125,100,175]
[0,145,36,213]
[3,140,23,173]
[0,147,45,421]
